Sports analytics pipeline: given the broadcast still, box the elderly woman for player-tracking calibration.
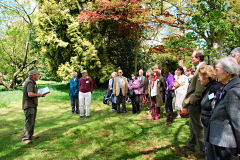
[128,74,141,114]
[150,69,165,120]
[207,57,240,159]
[109,72,117,111]
[198,65,222,160]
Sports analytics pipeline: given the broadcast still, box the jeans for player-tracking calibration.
[79,92,92,117]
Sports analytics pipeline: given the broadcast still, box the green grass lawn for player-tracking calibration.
[0,81,204,160]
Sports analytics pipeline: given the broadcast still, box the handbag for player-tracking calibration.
[142,94,147,104]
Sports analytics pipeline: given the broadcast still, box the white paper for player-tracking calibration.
[208,93,214,100]
[38,87,50,95]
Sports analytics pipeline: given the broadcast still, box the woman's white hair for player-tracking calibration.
[231,47,240,57]
[216,57,240,77]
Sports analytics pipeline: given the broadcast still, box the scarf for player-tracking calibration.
[152,76,159,89]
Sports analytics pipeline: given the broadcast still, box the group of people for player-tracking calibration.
[106,48,240,159]
[21,46,240,160]
[107,65,191,124]
[180,48,240,160]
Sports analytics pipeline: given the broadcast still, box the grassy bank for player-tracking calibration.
[0,81,203,160]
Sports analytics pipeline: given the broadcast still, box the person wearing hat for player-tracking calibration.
[22,70,46,144]
[79,70,93,118]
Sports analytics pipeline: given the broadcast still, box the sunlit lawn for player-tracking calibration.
[0,81,204,160]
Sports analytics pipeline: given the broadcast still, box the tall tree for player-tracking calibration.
[0,0,38,90]
[167,0,240,63]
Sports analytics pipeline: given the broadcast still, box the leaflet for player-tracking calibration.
[38,87,50,95]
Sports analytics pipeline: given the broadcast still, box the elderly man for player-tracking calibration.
[138,69,145,111]
[22,70,46,144]
[69,71,79,114]
[79,70,93,118]
[182,50,206,158]
[113,69,128,113]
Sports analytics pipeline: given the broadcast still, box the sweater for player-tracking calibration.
[79,77,93,93]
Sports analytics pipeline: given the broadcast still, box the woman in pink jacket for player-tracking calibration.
[128,74,141,114]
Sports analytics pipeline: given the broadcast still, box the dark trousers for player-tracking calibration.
[22,107,37,141]
[112,102,117,110]
[131,94,140,114]
[188,104,205,154]
[117,90,126,113]
[165,91,174,113]
[146,94,151,110]
[208,144,239,160]
[204,127,213,160]
[70,96,79,113]
[139,94,143,110]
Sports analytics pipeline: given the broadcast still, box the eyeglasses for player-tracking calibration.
[118,72,122,73]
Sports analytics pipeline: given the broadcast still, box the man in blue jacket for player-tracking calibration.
[69,71,79,114]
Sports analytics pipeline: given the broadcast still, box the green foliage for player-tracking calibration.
[185,0,240,59]
[35,0,141,84]
[0,21,38,89]
[142,53,178,74]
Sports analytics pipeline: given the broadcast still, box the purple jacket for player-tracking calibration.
[128,79,141,95]
[164,72,174,93]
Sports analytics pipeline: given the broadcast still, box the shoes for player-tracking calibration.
[182,145,196,152]
[23,140,32,144]
[176,115,181,119]
[79,116,84,118]
[192,153,205,158]
[86,116,90,118]
[31,136,39,140]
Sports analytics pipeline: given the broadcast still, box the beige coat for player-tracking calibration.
[113,76,128,96]
[183,62,206,108]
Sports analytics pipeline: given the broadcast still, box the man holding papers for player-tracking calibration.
[22,70,47,144]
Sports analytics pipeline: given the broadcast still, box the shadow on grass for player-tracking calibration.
[0,102,192,160]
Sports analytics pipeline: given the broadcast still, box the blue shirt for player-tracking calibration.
[118,76,123,88]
